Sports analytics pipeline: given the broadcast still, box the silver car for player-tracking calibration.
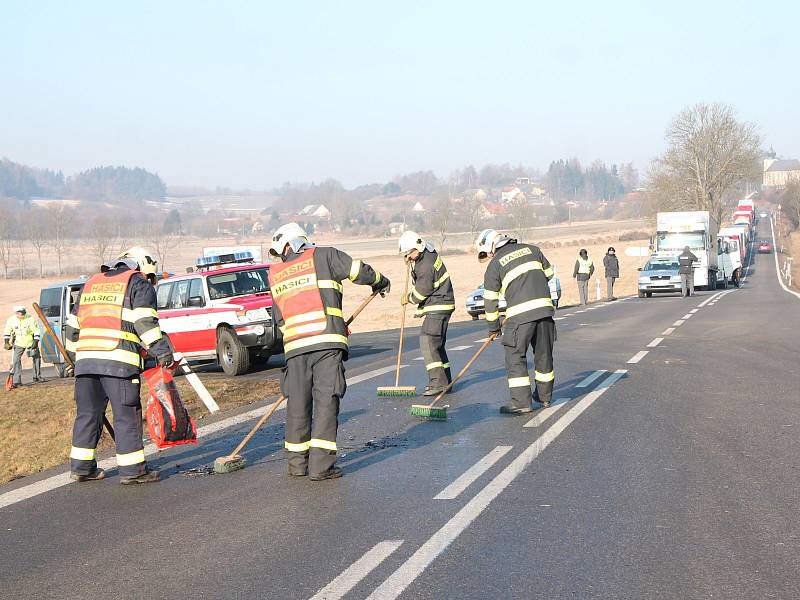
[637,257,681,297]
[466,277,561,319]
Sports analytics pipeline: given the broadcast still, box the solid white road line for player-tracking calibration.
[576,310,587,313]
[414,357,424,361]
[366,370,627,600]
[586,307,598,310]
[434,446,513,500]
[310,540,404,600]
[448,345,473,352]
[554,317,567,321]
[770,216,800,299]
[697,292,723,307]
[0,364,407,510]
[647,337,664,348]
[523,398,570,428]
[662,327,676,336]
[576,370,607,388]
[673,320,685,327]
[627,350,648,364]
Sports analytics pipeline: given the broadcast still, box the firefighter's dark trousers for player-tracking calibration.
[420,313,452,388]
[282,349,346,476]
[503,318,556,408]
[70,375,147,477]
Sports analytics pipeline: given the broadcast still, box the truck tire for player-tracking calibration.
[471,314,479,321]
[217,327,250,376]
[645,292,652,298]
[638,290,646,298]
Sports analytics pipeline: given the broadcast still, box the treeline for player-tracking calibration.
[0,158,166,204]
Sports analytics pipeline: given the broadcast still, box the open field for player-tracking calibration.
[0,374,280,483]
[0,218,652,360]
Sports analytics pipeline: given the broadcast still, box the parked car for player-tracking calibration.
[757,240,773,254]
[465,284,507,320]
[155,252,282,375]
[37,277,88,377]
[465,274,562,318]
[637,256,682,297]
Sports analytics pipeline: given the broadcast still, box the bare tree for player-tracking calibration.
[0,208,14,278]
[13,234,26,279]
[88,215,119,270]
[46,204,76,275]
[27,215,48,278]
[648,103,761,223]
[506,195,536,241]
[431,195,453,253]
[148,224,180,273]
[463,191,486,239]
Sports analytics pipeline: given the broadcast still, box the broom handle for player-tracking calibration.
[395,263,411,387]
[32,303,117,439]
[429,332,499,408]
[225,293,378,459]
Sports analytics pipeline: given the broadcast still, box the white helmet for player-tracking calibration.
[398,230,425,255]
[117,247,158,278]
[13,305,26,314]
[475,228,512,262]
[270,222,310,257]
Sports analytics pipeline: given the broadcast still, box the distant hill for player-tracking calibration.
[0,158,165,204]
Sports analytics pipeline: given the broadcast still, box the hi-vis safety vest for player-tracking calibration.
[76,270,143,369]
[577,257,593,274]
[269,248,340,355]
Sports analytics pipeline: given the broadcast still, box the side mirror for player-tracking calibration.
[187,296,205,308]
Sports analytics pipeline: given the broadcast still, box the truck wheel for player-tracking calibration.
[217,327,250,376]
[471,314,479,321]
[645,292,652,298]
[638,291,645,298]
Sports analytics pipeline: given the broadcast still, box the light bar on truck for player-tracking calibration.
[195,251,255,269]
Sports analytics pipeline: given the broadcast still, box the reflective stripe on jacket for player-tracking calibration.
[66,267,169,378]
[483,243,554,324]
[269,246,388,360]
[408,249,455,317]
[3,315,40,348]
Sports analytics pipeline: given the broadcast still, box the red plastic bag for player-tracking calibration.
[144,364,197,448]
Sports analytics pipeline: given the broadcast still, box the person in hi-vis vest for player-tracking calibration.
[268,223,390,481]
[573,248,595,306]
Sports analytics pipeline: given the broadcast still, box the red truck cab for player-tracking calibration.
[155,252,282,375]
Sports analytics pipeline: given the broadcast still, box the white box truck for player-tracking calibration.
[654,211,720,290]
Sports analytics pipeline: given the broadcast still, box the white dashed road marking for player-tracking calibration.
[523,398,570,428]
[662,327,675,336]
[434,446,513,500]
[673,320,685,327]
[627,351,649,364]
[310,540,404,600]
[647,337,664,348]
[365,370,628,600]
[576,370,607,388]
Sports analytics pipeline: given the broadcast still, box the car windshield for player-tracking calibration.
[656,232,705,251]
[207,267,270,299]
[644,260,678,271]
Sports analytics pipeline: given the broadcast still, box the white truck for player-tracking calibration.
[654,211,720,290]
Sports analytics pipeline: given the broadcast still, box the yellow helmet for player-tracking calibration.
[119,247,158,277]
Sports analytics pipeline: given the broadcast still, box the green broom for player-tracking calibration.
[410,332,499,420]
[213,291,381,474]
[377,261,417,397]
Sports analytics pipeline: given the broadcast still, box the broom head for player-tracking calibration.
[409,404,448,420]
[376,386,417,397]
[213,454,247,474]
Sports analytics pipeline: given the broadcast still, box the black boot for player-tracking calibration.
[499,404,533,415]
[120,468,160,485]
[310,466,343,481]
[70,467,105,482]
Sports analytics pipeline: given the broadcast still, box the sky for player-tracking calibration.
[1,1,798,190]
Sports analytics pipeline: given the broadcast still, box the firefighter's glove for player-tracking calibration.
[157,353,174,369]
[373,278,391,297]
[488,324,502,338]
[3,340,11,351]
[64,364,74,377]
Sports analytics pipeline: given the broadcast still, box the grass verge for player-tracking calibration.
[0,375,280,484]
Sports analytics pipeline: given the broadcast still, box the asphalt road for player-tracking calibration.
[1,217,798,600]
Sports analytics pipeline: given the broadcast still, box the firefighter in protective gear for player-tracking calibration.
[4,306,42,387]
[476,228,556,414]
[398,231,455,395]
[269,223,390,480]
[64,248,173,484]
